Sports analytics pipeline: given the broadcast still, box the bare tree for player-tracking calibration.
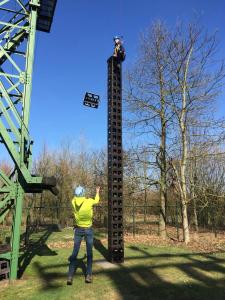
[168,23,225,243]
[125,22,174,238]
[125,21,224,243]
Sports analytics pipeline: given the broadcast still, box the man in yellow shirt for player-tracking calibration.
[67,185,100,285]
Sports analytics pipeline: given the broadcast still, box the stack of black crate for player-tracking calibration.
[107,56,124,263]
[0,260,9,280]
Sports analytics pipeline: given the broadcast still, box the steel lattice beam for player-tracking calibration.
[0,0,57,280]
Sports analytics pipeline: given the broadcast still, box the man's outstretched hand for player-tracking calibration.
[96,186,100,194]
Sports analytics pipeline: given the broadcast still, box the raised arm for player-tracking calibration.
[92,186,100,205]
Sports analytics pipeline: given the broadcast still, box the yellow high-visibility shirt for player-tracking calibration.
[72,193,100,228]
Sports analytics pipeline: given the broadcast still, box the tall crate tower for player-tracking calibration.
[107,56,124,263]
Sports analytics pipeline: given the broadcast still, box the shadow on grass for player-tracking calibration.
[101,263,225,300]
[33,255,87,290]
[94,238,108,260]
[22,236,225,300]
[18,224,59,278]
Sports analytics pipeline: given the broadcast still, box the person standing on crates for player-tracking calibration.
[113,36,126,62]
[67,185,100,285]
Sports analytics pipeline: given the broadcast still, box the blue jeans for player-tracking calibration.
[68,227,93,277]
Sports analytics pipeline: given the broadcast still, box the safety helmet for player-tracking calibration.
[74,186,85,197]
[113,35,120,40]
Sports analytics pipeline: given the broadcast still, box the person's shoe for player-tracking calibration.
[67,276,73,285]
[85,274,92,283]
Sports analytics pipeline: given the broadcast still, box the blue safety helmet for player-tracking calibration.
[74,185,85,197]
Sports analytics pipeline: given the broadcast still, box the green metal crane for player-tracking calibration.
[0,0,57,280]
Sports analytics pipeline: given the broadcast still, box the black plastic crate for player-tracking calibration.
[36,0,57,33]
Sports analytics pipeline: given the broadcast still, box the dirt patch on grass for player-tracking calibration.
[123,222,225,253]
[47,234,225,253]
[46,225,225,253]
[47,240,74,248]
[0,279,28,287]
[124,230,225,253]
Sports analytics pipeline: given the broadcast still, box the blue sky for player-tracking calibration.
[2,0,225,159]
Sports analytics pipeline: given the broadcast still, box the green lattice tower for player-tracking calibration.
[0,0,57,280]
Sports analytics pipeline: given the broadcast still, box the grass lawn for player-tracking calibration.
[1,226,225,300]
